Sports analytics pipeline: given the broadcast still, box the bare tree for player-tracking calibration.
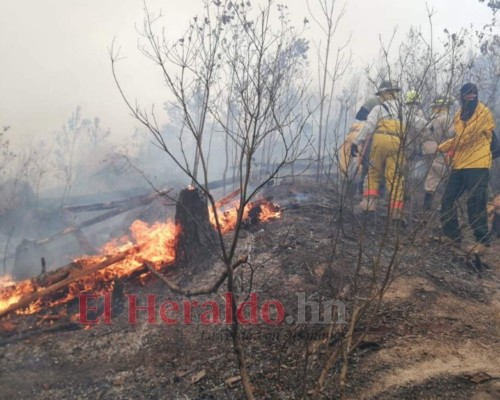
[306,0,350,183]
[0,126,14,192]
[53,107,113,205]
[111,1,311,398]
[309,13,482,398]
[479,0,500,11]
[53,107,91,206]
[109,2,490,398]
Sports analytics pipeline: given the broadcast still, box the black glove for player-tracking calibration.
[350,143,359,157]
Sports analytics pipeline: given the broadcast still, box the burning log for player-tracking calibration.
[36,262,74,287]
[209,197,282,233]
[2,189,172,269]
[1,212,180,319]
[0,188,281,323]
[174,188,216,271]
[215,189,241,208]
[0,248,137,319]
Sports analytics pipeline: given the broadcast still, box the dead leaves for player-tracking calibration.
[191,369,206,384]
[224,375,241,387]
[175,367,242,388]
[175,368,207,384]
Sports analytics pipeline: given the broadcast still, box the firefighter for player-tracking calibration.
[404,90,428,160]
[403,90,430,197]
[351,80,405,220]
[438,83,495,254]
[421,96,455,210]
[355,97,380,121]
[339,97,379,192]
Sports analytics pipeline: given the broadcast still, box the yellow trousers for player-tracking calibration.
[363,133,405,209]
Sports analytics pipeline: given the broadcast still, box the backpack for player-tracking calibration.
[492,130,500,160]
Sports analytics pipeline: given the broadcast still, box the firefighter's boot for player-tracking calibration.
[359,196,377,212]
[390,207,404,220]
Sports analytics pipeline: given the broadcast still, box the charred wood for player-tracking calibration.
[62,191,165,212]
[215,189,241,208]
[39,189,172,246]
[205,176,238,190]
[174,188,216,272]
[41,257,46,275]
[0,248,137,319]
[2,189,172,268]
[145,256,248,297]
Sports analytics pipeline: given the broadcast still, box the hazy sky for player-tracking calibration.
[0,0,493,147]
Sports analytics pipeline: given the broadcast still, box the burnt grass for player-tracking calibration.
[1,178,499,399]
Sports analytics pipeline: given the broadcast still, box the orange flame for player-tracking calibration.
[0,277,35,314]
[209,200,281,234]
[0,199,280,316]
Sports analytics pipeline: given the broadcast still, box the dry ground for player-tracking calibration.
[0,179,499,399]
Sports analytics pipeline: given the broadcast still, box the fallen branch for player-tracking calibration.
[35,262,78,287]
[0,247,139,319]
[1,189,173,266]
[39,189,173,246]
[215,189,241,208]
[145,255,248,297]
[62,190,169,212]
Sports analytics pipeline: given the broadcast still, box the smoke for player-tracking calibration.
[0,106,190,278]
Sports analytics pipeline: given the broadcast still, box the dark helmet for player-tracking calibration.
[375,80,401,96]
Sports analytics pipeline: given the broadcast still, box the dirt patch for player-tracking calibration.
[1,179,500,399]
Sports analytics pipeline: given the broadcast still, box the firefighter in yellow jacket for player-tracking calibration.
[352,80,405,219]
[339,97,379,189]
[421,96,455,210]
[438,83,495,254]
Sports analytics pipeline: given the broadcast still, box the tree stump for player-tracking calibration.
[174,188,216,272]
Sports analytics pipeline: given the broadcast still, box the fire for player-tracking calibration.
[257,201,282,221]
[0,275,15,289]
[0,278,36,315]
[0,198,280,317]
[0,220,180,316]
[209,200,281,234]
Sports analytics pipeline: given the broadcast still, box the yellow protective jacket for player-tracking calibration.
[438,102,495,169]
[354,99,403,145]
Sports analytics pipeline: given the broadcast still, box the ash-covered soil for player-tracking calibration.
[1,178,499,399]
